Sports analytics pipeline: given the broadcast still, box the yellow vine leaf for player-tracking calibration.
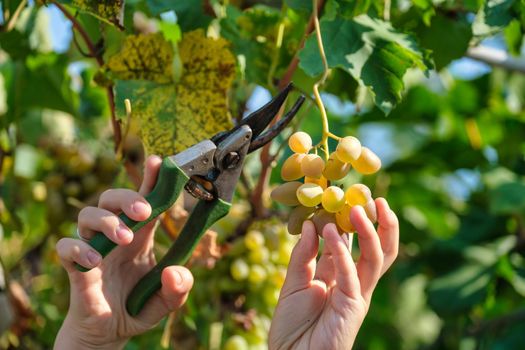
[106,33,174,83]
[69,0,125,28]
[113,30,236,157]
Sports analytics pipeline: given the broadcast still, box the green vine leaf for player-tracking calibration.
[298,15,432,114]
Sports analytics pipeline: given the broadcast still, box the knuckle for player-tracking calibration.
[99,189,116,205]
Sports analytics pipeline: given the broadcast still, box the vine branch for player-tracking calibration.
[466,46,525,74]
[1,0,27,32]
[51,1,122,154]
[250,0,326,219]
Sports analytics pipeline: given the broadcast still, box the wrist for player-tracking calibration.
[54,317,128,350]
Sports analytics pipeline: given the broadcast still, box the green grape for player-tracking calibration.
[270,267,287,287]
[281,153,305,181]
[305,175,327,189]
[244,230,265,251]
[263,286,280,306]
[287,205,315,235]
[32,182,47,202]
[277,241,294,265]
[288,131,312,153]
[321,186,346,213]
[301,154,325,178]
[230,258,249,281]
[223,335,249,350]
[351,146,381,174]
[296,183,323,207]
[345,184,372,206]
[270,181,301,206]
[248,264,267,284]
[336,204,355,233]
[323,152,351,180]
[248,246,270,264]
[335,136,361,163]
[312,209,343,236]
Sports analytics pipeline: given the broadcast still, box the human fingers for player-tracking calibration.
[77,207,135,245]
[98,189,152,222]
[280,221,319,297]
[322,224,361,300]
[375,198,399,274]
[350,206,383,303]
[139,155,163,195]
[56,237,102,273]
[138,266,194,325]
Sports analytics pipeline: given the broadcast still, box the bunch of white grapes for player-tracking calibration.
[271,132,381,235]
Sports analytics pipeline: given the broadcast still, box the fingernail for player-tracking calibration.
[117,225,132,240]
[174,271,183,285]
[87,250,101,266]
[133,201,149,215]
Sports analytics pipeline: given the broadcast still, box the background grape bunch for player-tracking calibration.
[271,131,382,236]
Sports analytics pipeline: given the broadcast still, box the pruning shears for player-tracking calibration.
[75,83,305,316]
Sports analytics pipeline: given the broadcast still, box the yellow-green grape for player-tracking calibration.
[248,264,267,284]
[281,153,306,181]
[277,241,294,265]
[270,267,287,287]
[305,175,328,189]
[248,246,270,264]
[312,209,343,236]
[223,335,249,350]
[323,152,351,180]
[287,205,315,235]
[32,182,47,202]
[301,154,325,178]
[351,146,381,174]
[244,230,265,250]
[263,286,280,306]
[230,258,249,281]
[345,183,372,206]
[363,198,378,223]
[336,204,355,233]
[296,183,323,207]
[270,181,302,206]
[321,186,346,213]
[335,136,361,163]
[288,131,312,153]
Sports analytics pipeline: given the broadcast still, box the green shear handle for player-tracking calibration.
[74,157,231,315]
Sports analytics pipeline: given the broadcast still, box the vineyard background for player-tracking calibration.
[1,0,525,349]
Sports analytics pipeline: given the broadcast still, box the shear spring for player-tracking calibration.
[185,179,214,201]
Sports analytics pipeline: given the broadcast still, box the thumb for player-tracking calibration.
[136,266,194,325]
[280,220,319,297]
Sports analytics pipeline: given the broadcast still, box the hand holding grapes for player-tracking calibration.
[269,199,399,349]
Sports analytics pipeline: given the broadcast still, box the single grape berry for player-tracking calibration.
[270,181,302,206]
[296,183,323,207]
[281,153,305,181]
[287,205,316,234]
[323,152,351,180]
[345,183,372,206]
[322,186,346,213]
[305,175,328,189]
[301,154,325,178]
[336,136,361,163]
[336,204,355,233]
[289,131,312,153]
[230,258,249,281]
[351,146,381,174]
[312,209,343,236]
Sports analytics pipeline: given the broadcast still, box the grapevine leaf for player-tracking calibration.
[324,0,372,20]
[504,19,523,56]
[490,182,525,214]
[104,33,174,83]
[416,14,472,70]
[298,15,431,114]
[114,30,235,156]
[58,0,124,28]
[473,0,514,38]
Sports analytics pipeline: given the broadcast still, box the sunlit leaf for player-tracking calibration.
[473,0,514,38]
[114,30,235,156]
[298,14,431,114]
[105,33,174,83]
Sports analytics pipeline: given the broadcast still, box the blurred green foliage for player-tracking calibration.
[1,0,525,349]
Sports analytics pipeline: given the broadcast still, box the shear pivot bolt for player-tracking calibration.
[224,152,240,169]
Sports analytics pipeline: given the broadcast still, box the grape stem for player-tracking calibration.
[312,0,331,160]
